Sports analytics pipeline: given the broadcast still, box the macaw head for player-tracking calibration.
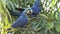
[26,8,33,15]
[21,8,33,15]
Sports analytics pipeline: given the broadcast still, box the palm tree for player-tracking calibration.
[0,0,60,34]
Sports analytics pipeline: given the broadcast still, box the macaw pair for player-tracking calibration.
[7,0,42,28]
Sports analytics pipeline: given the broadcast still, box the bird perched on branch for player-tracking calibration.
[7,0,42,30]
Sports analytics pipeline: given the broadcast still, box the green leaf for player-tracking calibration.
[57,13,60,21]
[55,23,60,32]
[46,23,54,29]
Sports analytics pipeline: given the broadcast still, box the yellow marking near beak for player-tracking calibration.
[27,10,33,15]
[27,10,31,14]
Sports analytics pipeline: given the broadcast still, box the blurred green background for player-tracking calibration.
[0,0,60,34]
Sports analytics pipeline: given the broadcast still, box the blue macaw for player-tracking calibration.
[7,0,42,29]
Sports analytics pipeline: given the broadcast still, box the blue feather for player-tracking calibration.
[31,0,42,15]
[11,9,28,28]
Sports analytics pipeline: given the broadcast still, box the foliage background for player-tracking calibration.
[0,0,60,34]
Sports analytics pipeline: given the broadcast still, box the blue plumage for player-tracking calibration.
[11,14,28,28]
[31,0,42,17]
[7,0,42,28]
[11,9,28,28]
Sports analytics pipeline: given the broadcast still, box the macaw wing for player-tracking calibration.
[30,0,42,17]
[11,14,28,28]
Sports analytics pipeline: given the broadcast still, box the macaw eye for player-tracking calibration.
[26,9,33,15]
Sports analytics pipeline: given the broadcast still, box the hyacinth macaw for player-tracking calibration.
[7,0,42,29]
